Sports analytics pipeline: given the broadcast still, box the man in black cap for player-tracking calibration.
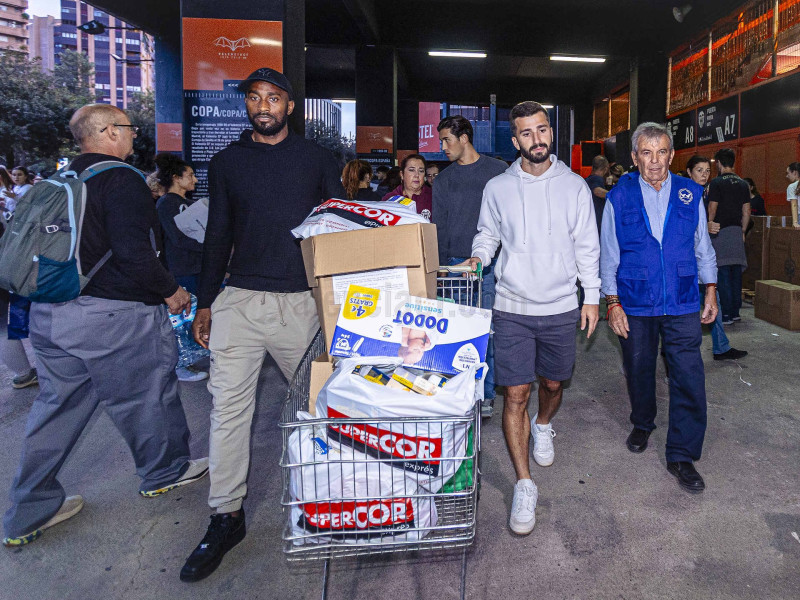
[180,68,344,582]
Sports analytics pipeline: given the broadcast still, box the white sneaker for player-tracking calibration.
[176,367,208,382]
[509,479,538,535]
[531,414,556,467]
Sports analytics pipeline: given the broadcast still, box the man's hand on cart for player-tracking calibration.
[193,308,212,349]
[581,304,599,338]
[460,257,482,272]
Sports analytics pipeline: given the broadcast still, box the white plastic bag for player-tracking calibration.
[315,357,484,492]
[287,411,437,544]
[291,198,429,239]
[173,197,209,243]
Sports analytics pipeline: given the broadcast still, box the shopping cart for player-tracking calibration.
[279,265,483,599]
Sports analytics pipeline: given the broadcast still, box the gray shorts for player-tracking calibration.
[493,308,580,385]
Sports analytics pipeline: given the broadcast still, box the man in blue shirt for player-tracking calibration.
[600,122,718,494]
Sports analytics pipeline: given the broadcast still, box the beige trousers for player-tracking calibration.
[206,287,319,512]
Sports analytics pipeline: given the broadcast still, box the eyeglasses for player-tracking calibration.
[100,123,139,134]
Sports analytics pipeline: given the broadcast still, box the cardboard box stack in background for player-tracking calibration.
[767,225,800,285]
[754,280,800,331]
[743,216,788,290]
[301,224,440,408]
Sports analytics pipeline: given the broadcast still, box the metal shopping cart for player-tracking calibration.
[279,265,483,599]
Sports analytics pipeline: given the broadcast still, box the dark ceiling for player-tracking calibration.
[305,0,745,105]
[89,0,745,106]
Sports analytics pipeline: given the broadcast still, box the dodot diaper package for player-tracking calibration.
[329,285,491,376]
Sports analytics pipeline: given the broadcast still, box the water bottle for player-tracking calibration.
[171,294,210,368]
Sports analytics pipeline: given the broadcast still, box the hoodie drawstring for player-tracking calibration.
[546,178,552,235]
[518,176,527,245]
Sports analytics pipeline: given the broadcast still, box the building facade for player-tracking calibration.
[305,98,342,134]
[0,0,28,53]
[29,15,58,70]
[54,1,153,108]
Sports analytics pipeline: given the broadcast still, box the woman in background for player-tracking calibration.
[154,153,207,383]
[686,155,747,362]
[342,159,382,201]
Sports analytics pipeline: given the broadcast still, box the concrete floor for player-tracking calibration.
[0,302,798,600]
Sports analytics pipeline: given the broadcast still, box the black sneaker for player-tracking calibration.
[180,510,246,582]
[713,348,748,361]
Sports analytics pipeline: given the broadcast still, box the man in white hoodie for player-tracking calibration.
[466,101,601,535]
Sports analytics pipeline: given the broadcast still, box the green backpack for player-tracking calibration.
[0,161,144,302]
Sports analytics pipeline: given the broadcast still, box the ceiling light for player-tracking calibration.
[429,50,487,58]
[332,99,356,104]
[550,55,606,63]
[541,104,554,109]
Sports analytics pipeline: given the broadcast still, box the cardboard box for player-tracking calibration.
[743,216,787,289]
[754,280,800,331]
[301,224,439,347]
[309,353,335,416]
[330,285,491,376]
[767,226,800,284]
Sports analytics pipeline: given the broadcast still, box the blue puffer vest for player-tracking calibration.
[607,173,704,317]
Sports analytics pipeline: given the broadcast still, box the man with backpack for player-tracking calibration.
[1,104,208,547]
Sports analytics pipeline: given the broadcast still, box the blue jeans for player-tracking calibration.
[709,289,730,355]
[717,265,742,320]
[618,312,707,463]
[448,257,496,400]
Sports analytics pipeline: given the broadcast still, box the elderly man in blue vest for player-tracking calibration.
[600,122,718,494]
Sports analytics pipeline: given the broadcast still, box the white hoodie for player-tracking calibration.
[472,155,600,316]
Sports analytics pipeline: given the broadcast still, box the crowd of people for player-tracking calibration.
[1,65,799,582]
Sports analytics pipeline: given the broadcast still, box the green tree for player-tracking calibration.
[126,90,156,172]
[305,118,355,170]
[0,50,94,172]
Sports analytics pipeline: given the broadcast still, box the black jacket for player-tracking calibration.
[197,131,345,308]
[73,153,178,305]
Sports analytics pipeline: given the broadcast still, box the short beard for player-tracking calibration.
[249,112,286,137]
[520,142,552,164]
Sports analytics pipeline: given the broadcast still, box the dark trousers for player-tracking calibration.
[3,297,191,538]
[618,312,707,463]
[717,265,742,320]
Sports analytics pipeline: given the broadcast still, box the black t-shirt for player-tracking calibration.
[707,173,750,230]
[584,174,606,233]
[750,194,766,216]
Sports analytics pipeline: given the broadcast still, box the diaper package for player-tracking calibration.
[329,285,491,376]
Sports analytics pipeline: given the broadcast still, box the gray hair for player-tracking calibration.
[69,103,126,146]
[631,121,673,153]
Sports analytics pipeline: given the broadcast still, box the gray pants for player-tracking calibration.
[3,297,191,538]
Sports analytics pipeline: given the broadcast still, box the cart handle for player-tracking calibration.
[438,262,482,276]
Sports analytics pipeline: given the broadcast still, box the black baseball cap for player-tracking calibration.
[237,68,294,99]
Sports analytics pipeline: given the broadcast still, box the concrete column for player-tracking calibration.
[355,46,397,163]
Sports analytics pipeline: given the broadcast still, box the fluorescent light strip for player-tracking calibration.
[429,50,487,58]
[541,104,554,109]
[550,55,606,63]
[332,99,356,104]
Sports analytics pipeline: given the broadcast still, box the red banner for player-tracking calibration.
[418,102,441,152]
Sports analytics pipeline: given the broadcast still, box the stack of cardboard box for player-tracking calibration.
[748,216,800,330]
[300,224,439,409]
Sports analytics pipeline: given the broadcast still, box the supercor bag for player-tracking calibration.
[0,161,144,302]
[287,412,437,544]
[315,356,485,493]
[291,197,427,239]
